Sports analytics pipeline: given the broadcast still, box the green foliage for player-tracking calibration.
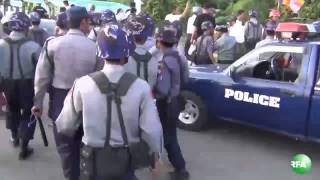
[300,0,320,20]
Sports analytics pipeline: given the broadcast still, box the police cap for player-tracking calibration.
[67,6,89,22]
[215,25,228,33]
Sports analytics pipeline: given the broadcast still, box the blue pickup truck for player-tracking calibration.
[179,41,320,143]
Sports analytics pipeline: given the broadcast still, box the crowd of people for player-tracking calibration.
[0,0,317,180]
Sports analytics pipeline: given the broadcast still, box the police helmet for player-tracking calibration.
[29,11,41,23]
[8,12,31,32]
[101,9,116,25]
[89,12,101,26]
[125,15,148,39]
[56,12,68,29]
[201,21,214,31]
[97,23,130,60]
[138,12,154,37]
[248,9,258,18]
[215,25,228,33]
[157,29,177,44]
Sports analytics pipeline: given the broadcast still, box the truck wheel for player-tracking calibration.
[178,91,208,131]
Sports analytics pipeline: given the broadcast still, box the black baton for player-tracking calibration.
[32,115,48,147]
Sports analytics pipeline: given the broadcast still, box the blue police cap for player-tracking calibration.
[66,6,89,22]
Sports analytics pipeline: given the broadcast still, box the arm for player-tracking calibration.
[191,17,199,42]
[55,80,82,137]
[207,37,215,63]
[180,1,191,18]
[139,84,163,153]
[33,41,53,110]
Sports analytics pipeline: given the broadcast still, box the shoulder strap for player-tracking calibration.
[89,72,137,147]
[3,37,30,79]
[44,37,55,71]
[131,51,152,81]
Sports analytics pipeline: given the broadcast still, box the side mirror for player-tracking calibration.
[229,66,237,79]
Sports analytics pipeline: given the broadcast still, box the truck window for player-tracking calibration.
[234,46,305,83]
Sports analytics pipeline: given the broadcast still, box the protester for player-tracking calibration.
[244,9,263,51]
[32,6,98,180]
[191,2,216,42]
[229,10,246,59]
[165,1,190,23]
[0,12,41,160]
[185,6,201,59]
[213,25,237,64]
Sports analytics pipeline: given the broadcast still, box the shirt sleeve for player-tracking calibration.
[56,80,83,137]
[206,37,215,55]
[193,16,200,30]
[33,40,54,108]
[139,84,163,153]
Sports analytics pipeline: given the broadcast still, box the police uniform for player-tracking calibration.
[88,10,116,42]
[195,31,214,64]
[155,30,189,178]
[0,12,41,159]
[125,44,158,88]
[56,23,162,180]
[34,7,97,180]
[214,25,237,64]
[27,12,50,47]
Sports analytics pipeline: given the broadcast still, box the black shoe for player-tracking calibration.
[170,169,190,180]
[18,147,34,160]
[9,137,20,147]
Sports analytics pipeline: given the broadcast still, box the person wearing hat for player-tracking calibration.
[255,26,277,48]
[124,15,158,88]
[139,12,155,50]
[88,9,116,42]
[0,12,42,160]
[27,11,50,47]
[56,23,163,180]
[154,28,190,179]
[264,9,281,38]
[55,12,69,36]
[194,20,215,64]
[32,6,98,180]
[243,9,263,51]
[213,25,236,64]
[185,6,201,59]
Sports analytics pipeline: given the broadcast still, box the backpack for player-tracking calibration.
[28,28,47,47]
[194,34,212,65]
[131,51,152,81]
[80,72,152,179]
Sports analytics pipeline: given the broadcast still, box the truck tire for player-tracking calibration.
[178,91,208,131]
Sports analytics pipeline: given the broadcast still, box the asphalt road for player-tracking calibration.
[0,99,320,180]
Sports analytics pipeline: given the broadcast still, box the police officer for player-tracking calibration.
[0,12,41,159]
[124,15,158,88]
[56,23,163,180]
[32,6,97,180]
[28,11,50,46]
[88,9,116,41]
[55,12,69,36]
[139,12,155,50]
[154,29,190,179]
[194,21,215,64]
[213,25,236,64]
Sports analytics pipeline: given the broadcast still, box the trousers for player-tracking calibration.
[3,79,35,141]
[156,97,186,171]
[49,87,82,180]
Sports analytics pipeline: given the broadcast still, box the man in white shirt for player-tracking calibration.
[164,1,190,23]
[185,6,201,59]
[229,10,246,59]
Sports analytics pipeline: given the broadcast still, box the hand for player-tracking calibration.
[31,106,42,117]
[150,159,162,177]
[186,1,191,8]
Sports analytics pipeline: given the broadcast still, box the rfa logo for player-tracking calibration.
[291,154,312,175]
[291,161,307,169]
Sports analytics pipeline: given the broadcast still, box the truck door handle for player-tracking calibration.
[280,90,296,97]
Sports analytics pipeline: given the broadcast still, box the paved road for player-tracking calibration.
[1,103,320,180]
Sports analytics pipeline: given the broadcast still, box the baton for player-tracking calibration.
[31,115,49,147]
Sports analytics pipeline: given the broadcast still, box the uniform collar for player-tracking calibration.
[135,44,147,50]
[9,31,26,41]
[67,29,86,36]
[102,64,125,74]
